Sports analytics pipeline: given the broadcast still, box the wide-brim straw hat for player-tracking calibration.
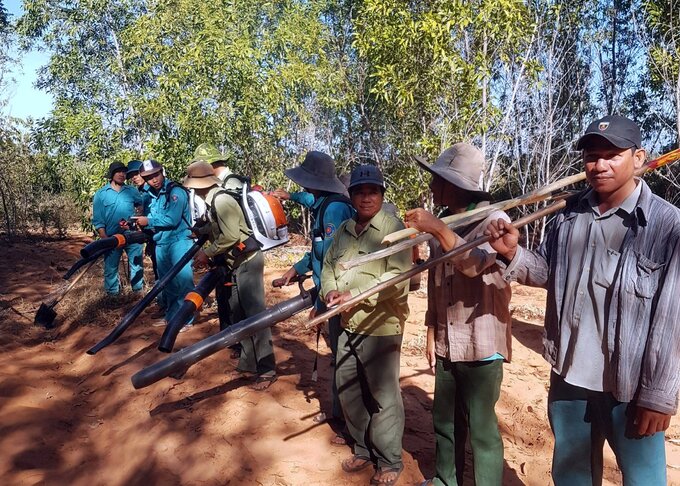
[183,161,222,189]
[284,151,346,194]
[414,143,490,199]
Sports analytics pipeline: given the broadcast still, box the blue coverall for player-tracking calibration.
[146,179,195,322]
[291,191,354,419]
[92,184,144,295]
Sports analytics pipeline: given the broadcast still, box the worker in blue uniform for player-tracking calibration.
[92,161,144,296]
[134,159,195,325]
[273,151,355,443]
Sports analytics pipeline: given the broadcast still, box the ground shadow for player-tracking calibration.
[511,318,544,355]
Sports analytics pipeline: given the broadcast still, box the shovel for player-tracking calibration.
[34,258,99,328]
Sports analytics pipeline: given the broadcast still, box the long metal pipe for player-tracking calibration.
[87,234,209,355]
[80,231,148,259]
[158,267,225,353]
[131,286,317,389]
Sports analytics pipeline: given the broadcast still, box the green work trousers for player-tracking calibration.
[432,358,503,486]
[227,251,276,377]
[336,330,404,469]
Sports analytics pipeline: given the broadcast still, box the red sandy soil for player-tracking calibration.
[0,232,678,486]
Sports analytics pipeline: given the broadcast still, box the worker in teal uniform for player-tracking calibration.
[273,151,355,442]
[92,161,144,296]
[134,159,195,325]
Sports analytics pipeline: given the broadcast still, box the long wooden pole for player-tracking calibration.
[339,147,680,271]
[305,198,567,330]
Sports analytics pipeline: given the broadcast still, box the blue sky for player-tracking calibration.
[3,0,54,120]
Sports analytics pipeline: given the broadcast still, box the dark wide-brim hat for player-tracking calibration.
[284,151,346,194]
[576,114,641,150]
[108,162,127,179]
[414,143,490,199]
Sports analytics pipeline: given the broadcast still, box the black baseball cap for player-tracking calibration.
[576,115,641,150]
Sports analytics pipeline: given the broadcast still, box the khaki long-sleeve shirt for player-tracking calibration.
[321,209,411,336]
[202,187,252,261]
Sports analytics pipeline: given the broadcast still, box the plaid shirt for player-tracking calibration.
[505,180,680,414]
[426,209,512,362]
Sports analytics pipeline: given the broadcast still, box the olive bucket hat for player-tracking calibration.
[193,143,229,165]
[284,151,347,194]
[414,143,490,199]
[183,161,222,190]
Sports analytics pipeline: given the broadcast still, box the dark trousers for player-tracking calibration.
[215,252,275,376]
[432,358,504,486]
[336,330,404,468]
[328,314,343,420]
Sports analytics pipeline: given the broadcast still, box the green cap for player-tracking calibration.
[193,143,228,165]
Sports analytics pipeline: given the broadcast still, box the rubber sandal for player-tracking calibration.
[312,412,327,424]
[250,375,277,391]
[330,433,347,446]
[341,455,372,473]
[370,464,403,486]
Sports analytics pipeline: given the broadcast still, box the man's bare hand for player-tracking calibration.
[135,216,149,228]
[193,249,210,269]
[485,219,519,261]
[426,326,436,373]
[273,267,297,287]
[404,208,447,235]
[272,188,290,201]
[325,290,352,308]
[634,406,671,436]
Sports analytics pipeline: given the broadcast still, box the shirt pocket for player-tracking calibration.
[631,253,665,298]
[592,248,620,289]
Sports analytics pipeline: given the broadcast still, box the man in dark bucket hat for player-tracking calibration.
[405,142,511,486]
[486,114,679,485]
[272,151,355,441]
[92,161,145,297]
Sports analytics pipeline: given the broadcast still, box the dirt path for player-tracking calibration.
[0,234,678,486]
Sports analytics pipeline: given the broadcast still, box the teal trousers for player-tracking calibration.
[103,243,144,295]
[432,358,504,486]
[548,372,667,486]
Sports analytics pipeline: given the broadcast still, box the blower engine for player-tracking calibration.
[224,175,289,251]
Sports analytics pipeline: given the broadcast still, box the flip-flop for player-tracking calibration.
[341,455,373,473]
[370,464,404,486]
[330,433,348,446]
[250,375,277,391]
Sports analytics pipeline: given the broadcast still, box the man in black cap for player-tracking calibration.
[486,114,680,485]
[92,161,145,296]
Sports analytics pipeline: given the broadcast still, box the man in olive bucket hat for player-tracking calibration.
[272,151,355,440]
[184,161,277,390]
[404,143,512,486]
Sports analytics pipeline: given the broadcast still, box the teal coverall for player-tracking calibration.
[92,183,144,295]
[146,180,195,322]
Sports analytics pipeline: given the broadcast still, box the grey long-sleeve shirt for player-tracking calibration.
[503,180,680,415]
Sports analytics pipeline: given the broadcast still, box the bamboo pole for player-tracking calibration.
[339,147,680,271]
[305,198,567,330]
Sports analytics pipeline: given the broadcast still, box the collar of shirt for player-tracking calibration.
[580,179,644,220]
[344,209,387,237]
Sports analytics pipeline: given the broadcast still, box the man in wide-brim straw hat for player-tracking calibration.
[184,161,277,390]
[404,142,512,486]
[272,151,355,439]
